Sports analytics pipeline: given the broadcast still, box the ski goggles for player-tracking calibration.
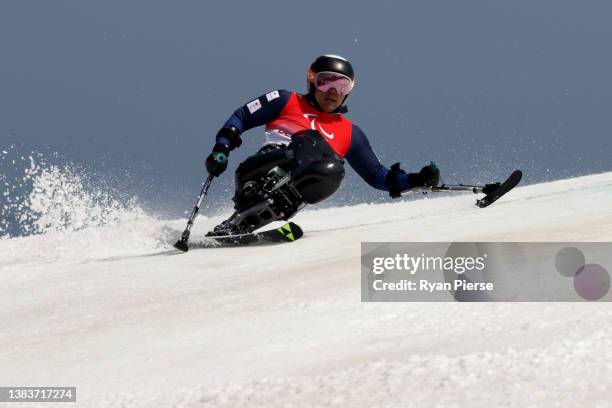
[309,71,355,95]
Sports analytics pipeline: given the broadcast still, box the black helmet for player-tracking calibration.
[307,54,355,95]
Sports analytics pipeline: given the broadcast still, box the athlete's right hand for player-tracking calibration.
[205,144,230,176]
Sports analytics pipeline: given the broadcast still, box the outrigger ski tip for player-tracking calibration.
[173,239,189,252]
[475,170,522,208]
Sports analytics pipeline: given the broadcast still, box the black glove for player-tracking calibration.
[408,162,441,188]
[205,144,230,176]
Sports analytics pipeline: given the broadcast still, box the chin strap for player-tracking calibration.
[385,162,406,198]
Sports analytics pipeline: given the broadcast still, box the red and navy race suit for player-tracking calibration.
[216,90,412,192]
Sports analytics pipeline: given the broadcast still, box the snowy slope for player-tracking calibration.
[1,173,612,407]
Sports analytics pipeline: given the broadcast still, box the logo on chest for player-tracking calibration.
[303,113,335,140]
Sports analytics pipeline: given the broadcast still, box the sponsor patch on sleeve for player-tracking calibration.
[265,90,280,102]
[246,99,262,114]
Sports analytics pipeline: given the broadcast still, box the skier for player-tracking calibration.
[204,54,440,236]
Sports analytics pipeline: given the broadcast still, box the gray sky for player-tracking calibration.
[1,1,611,215]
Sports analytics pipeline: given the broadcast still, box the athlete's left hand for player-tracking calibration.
[408,161,440,187]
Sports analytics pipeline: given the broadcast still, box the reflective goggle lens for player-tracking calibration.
[315,72,354,95]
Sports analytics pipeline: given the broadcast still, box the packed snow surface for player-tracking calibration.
[2,172,612,407]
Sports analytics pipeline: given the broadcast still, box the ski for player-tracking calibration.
[475,170,523,208]
[185,222,303,250]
